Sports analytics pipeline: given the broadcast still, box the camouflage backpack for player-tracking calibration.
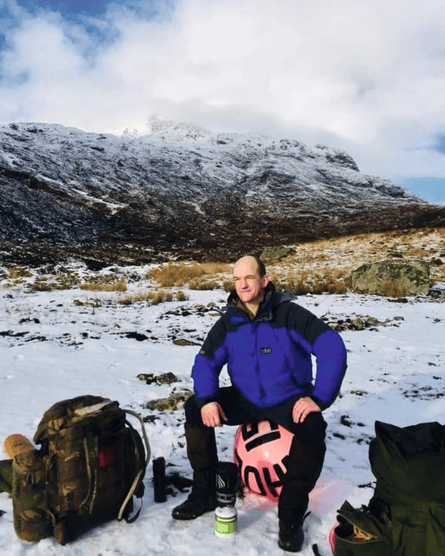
[12,395,150,545]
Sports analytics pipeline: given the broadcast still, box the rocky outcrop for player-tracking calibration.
[351,259,431,296]
[1,121,444,266]
[260,246,293,261]
[145,389,194,412]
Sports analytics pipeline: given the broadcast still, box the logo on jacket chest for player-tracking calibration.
[261,347,272,354]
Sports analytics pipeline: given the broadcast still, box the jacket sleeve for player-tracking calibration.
[310,329,347,410]
[191,317,229,409]
[286,303,347,410]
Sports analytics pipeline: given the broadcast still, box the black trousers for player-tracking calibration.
[184,386,326,519]
[185,386,327,446]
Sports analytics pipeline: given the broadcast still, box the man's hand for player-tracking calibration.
[292,397,321,423]
[201,402,228,428]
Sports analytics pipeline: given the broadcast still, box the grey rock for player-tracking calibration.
[137,372,178,385]
[172,338,200,346]
[322,313,404,331]
[260,246,292,261]
[351,259,431,296]
[145,389,194,412]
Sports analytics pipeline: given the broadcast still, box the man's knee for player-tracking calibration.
[283,434,326,494]
[287,411,327,445]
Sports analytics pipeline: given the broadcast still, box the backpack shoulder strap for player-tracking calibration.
[125,409,151,465]
[117,409,151,522]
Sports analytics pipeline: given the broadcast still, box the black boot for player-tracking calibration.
[172,423,218,520]
[171,467,217,520]
[278,493,308,552]
[278,519,305,553]
[277,434,326,552]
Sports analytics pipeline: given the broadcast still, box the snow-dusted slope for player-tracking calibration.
[1,121,444,264]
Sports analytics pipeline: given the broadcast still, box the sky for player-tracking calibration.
[0,0,445,204]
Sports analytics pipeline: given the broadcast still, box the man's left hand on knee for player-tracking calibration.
[201,402,228,427]
[292,397,321,423]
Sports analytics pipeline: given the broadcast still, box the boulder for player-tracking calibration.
[260,246,292,261]
[145,389,194,412]
[137,372,178,385]
[351,259,430,296]
[173,338,200,346]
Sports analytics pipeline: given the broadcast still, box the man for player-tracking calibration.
[172,255,347,552]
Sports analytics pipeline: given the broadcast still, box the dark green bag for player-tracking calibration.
[11,395,150,544]
[334,421,445,556]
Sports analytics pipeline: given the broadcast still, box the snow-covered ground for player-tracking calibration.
[0,266,444,555]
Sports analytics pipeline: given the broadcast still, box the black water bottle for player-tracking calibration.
[153,457,167,503]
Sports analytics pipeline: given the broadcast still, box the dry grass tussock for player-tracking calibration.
[380,281,406,298]
[147,262,232,289]
[73,289,188,308]
[7,267,32,279]
[117,290,188,305]
[272,269,352,295]
[80,280,127,292]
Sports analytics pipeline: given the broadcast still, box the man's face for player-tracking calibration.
[233,257,269,306]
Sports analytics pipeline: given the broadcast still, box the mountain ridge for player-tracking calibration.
[1,121,444,267]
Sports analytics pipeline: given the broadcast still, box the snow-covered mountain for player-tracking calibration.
[1,121,444,266]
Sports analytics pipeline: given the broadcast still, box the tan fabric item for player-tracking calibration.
[4,434,34,458]
[348,524,376,543]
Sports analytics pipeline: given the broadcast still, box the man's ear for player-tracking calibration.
[262,274,270,288]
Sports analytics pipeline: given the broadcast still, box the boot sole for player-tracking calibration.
[278,540,303,552]
[172,504,216,521]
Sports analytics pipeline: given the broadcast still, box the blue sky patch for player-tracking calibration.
[399,177,445,205]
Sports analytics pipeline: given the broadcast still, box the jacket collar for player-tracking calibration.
[226,282,294,322]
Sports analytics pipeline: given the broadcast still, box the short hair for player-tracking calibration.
[253,255,267,277]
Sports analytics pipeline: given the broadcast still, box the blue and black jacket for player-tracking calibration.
[192,282,347,410]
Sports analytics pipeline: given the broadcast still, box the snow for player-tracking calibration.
[0,269,444,555]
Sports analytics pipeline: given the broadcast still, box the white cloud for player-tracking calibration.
[1,0,445,185]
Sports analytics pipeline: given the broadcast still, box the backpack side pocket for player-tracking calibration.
[12,449,52,542]
[333,500,393,556]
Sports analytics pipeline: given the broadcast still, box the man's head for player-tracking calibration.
[233,255,270,306]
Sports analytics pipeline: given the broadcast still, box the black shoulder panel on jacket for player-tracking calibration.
[197,315,230,359]
[276,300,331,345]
